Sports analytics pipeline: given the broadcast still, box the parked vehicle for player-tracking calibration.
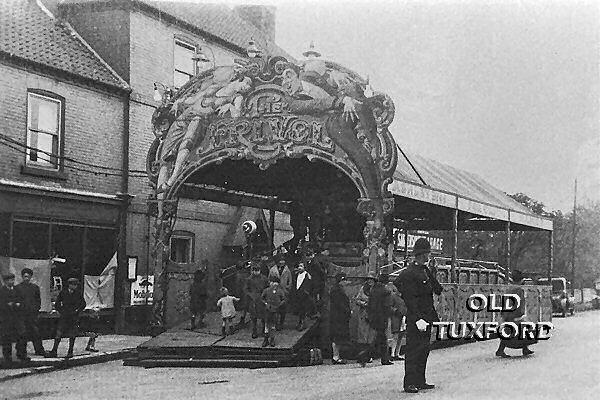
[538,277,575,317]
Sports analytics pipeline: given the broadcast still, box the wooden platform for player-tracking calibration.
[129,312,321,368]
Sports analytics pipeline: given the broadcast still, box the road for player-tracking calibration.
[2,311,599,400]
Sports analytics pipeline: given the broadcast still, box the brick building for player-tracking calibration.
[0,0,130,305]
[1,0,293,331]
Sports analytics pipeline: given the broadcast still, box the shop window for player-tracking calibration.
[174,39,197,89]
[51,224,84,280]
[85,227,117,276]
[11,220,50,259]
[170,231,194,263]
[26,91,64,169]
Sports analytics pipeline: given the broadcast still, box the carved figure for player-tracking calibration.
[156,68,253,194]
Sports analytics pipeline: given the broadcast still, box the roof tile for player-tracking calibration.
[0,0,128,89]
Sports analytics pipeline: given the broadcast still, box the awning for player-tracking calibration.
[390,151,553,231]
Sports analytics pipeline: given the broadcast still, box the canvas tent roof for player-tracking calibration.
[390,150,553,231]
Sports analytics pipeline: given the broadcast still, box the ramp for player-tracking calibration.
[127,312,321,368]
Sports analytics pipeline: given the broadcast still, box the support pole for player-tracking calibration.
[547,230,553,283]
[451,209,458,283]
[570,179,577,288]
[269,207,276,251]
[505,221,511,281]
[404,227,409,261]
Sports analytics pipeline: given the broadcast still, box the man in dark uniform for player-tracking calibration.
[16,268,46,356]
[46,278,86,359]
[244,264,269,338]
[0,272,29,364]
[394,238,443,393]
[358,273,393,366]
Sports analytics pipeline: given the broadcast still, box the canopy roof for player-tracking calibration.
[390,150,553,232]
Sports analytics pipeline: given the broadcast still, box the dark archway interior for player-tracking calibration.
[185,157,365,242]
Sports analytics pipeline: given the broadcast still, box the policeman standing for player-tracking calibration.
[394,238,443,393]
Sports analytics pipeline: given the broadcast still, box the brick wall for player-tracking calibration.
[0,62,125,195]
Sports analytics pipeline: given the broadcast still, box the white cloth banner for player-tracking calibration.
[83,252,117,309]
[0,256,52,312]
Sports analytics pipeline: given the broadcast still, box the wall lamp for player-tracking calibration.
[153,82,174,103]
[246,38,262,58]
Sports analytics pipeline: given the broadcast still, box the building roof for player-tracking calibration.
[0,0,128,90]
[137,1,292,59]
[59,0,292,60]
[391,150,553,230]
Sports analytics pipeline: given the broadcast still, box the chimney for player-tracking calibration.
[234,5,276,43]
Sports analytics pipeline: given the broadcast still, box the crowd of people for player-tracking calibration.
[189,245,333,348]
[0,269,98,365]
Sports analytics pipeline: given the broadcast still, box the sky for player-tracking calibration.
[180,0,599,212]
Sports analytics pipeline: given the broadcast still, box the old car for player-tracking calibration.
[538,277,575,317]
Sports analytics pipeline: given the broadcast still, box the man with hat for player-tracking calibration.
[394,238,443,393]
[268,255,292,330]
[329,272,350,364]
[46,277,86,358]
[16,268,46,356]
[244,263,269,338]
[0,272,29,364]
[358,273,393,367]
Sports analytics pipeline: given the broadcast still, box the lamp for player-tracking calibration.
[302,40,321,59]
[153,82,173,103]
[364,75,374,98]
[246,38,262,58]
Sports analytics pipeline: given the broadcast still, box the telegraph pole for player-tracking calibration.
[570,179,577,289]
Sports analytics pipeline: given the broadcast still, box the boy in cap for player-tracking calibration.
[244,264,269,338]
[0,272,28,364]
[46,277,86,358]
[394,238,442,393]
[16,268,46,356]
[358,273,393,367]
[268,255,292,330]
[261,275,286,347]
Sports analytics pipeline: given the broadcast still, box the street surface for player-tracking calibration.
[2,311,599,400]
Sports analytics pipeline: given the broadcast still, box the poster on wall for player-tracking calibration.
[0,256,52,312]
[130,275,154,306]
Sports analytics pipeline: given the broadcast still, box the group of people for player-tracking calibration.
[189,246,332,348]
[0,269,98,365]
[326,238,443,394]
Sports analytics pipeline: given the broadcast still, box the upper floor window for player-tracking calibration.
[174,39,197,89]
[170,230,195,263]
[26,91,63,170]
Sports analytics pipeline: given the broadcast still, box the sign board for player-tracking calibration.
[389,180,456,208]
[393,229,443,253]
[130,275,154,306]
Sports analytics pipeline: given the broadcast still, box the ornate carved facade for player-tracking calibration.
[147,53,398,327]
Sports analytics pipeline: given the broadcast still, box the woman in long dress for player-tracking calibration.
[354,273,376,345]
[496,270,537,357]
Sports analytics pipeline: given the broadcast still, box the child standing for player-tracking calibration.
[261,275,286,347]
[216,287,239,336]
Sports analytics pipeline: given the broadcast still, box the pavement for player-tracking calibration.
[0,311,598,399]
[0,335,149,383]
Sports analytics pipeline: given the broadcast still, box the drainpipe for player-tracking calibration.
[115,91,132,333]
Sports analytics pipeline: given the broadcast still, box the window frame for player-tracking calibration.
[173,38,198,89]
[25,89,65,172]
[169,230,195,264]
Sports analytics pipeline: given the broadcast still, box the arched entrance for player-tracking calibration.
[146,54,398,327]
